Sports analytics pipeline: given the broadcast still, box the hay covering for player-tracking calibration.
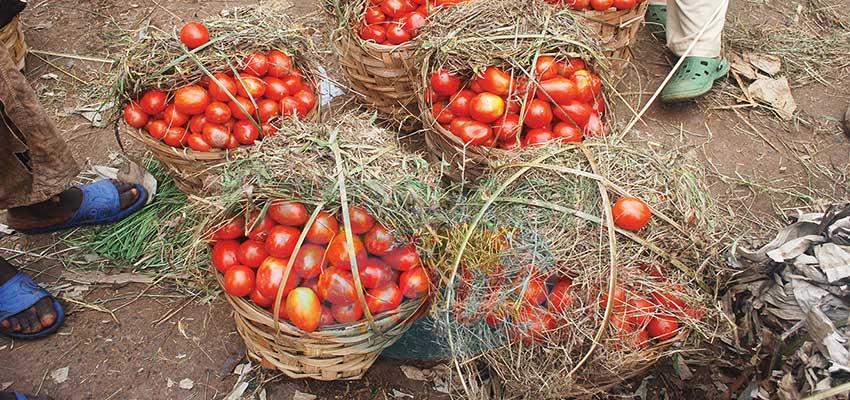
[431,143,727,397]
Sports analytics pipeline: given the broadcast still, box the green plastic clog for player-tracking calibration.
[646,4,667,41]
[661,56,729,102]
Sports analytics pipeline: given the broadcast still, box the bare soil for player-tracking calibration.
[1,0,848,398]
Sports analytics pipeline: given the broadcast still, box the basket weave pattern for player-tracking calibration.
[422,109,504,182]
[573,2,648,74]
[216,272,424,380]
[337,32,420,124]
[1,16,27,70]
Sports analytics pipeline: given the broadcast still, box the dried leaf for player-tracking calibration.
[179,378,194,390]
[746,53,782,76]
[293,390,317,400]
[400,365,428,381]
[814,243,850,282]
[765,235,825,262]
[791,278,850,372]
[0,382,12,391]
[747,78,798,120]
[391,389,414,398]
[51,367,69,384]
[223,382,249,400]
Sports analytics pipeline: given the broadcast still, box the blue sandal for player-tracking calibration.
[0,273,65,339]
[7,393,51,400]
[17,180,148,235]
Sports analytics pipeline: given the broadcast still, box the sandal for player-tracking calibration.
[0,273,65,339]
[4,393,52,400]
[661,57,730,103]
[645,4,667,41]
[17,180,148,235]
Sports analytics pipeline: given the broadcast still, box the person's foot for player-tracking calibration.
[6,179,140,232]
[0,392,52,400]
[0,257,57,335]
[661,56,730,102]
[646,4,667,41]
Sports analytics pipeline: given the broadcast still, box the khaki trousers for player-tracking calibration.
[648,0,728,58]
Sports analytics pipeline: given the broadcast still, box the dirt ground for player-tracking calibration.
[1,0,848,398]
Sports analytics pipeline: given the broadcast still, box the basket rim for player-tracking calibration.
[569,2,649,28]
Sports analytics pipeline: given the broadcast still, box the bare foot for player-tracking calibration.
[0,257,57,335]
[6,179,140,232]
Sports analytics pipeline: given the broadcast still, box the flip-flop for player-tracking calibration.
[17,180,148,235]
[645,4,667,41]
[0,273,65,339]
[661,57,730,103]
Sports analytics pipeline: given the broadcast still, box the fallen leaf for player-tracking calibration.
[747,53,782,76]
[223,382,249,400]
[293,390,317,400]
[179,378,194,390]
[747,77,797,120]
[400,365,428,381]
[814,243,850,282]
[730,53,759,80]
[391,389,414,398]
[41,73,59,80]
[0,382,12,391]
[51,367,69,384]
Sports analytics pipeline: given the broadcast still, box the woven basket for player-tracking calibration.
[422,110,506,182]
[0,16,26,71]
[571,2,648,75]
[336,31,420,128]
[215,271,425,380]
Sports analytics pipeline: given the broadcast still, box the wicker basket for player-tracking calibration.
[336,31,420,128]
[422,111,506,182]
[216,271,425,380]
[571,2,648,75]
[1,16,27,71]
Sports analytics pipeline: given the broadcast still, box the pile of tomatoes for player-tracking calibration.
[210,201,429,333]
[124,47,316,152]
[358,0,465,45]
[544,0,646,11]
[427,57,606,149]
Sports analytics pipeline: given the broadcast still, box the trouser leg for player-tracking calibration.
[666,0,728,58]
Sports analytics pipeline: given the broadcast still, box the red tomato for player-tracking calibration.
[647,314,679,341]
[261,123,277,137]
[469,93,506,123]
[326,230,368,270]
[162,104,189,128]
[331,301,364,323]
[499,138,522,150]
[358,257,395,289]
[292,243,326,279]
[232,120,260,145]
[535,56,559,81]
[237,240,268,268]
[305,211,340,245]
[385,22,411,45]
[627,328,651,349]
[318,305,334,327]
[521,278,547,306]
[209,73,238,102]
[243,53,268,76]
[263,77,289,101]
[256,256,300,299]
[455,120,493,146]
[281,74,303,94]
[225,134,239,149]
[146,119,168,140]
[547,279,573,314]
[361,24,387,43]
[572,70,595,103]
[537,77,578,104]
[600,286,628,311]
[399,267,429,299]
[553,100,592,126]
[524,128,554,146]
[188,114,208,134]
[609,311,633,334]
[478,67,513,96]
[513,306,556,342]
[212,240,241,273]
[269,201,308,226]
[140,90,168,115]
[366,283,403,313]
[341,206,376,234]
[174,85,211,115]
[448,90,475,118]
[449,117,472,136]
[365,7,386,24]
[246,211,276,241]
[229,96,256,120]
[523,99,553,129]
[124,102,149,128]
[293,90,316,116]
[266,50,293,78]
[584,111,605,137]
[204,102,232,124]
[381,0,409,18]
[400,11,427,36]
[430,69,462,96]
[250,288,274,308]
[494,114,521,142]
[612,197,651,231]
[187,134,212,152]
[224,265,255,297]
[214,215,244,240]
[302,277,319,296]
[651,290,685,311]
[317,268,358,304]
[590,0,614,10]
[553,122,583,142]
[626,299,656,328]
[235,75,266,99]
[364,224,395,256]
[285,287,322,332]
[280,97,303,118]
[558,58,586,77]
[202,123,231,149]
[432,102,454,124]
[381,244,420,271]
[265,225,302,258]
[613,0,636,9]
[179,22,209,49]
[162,127,188,147]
